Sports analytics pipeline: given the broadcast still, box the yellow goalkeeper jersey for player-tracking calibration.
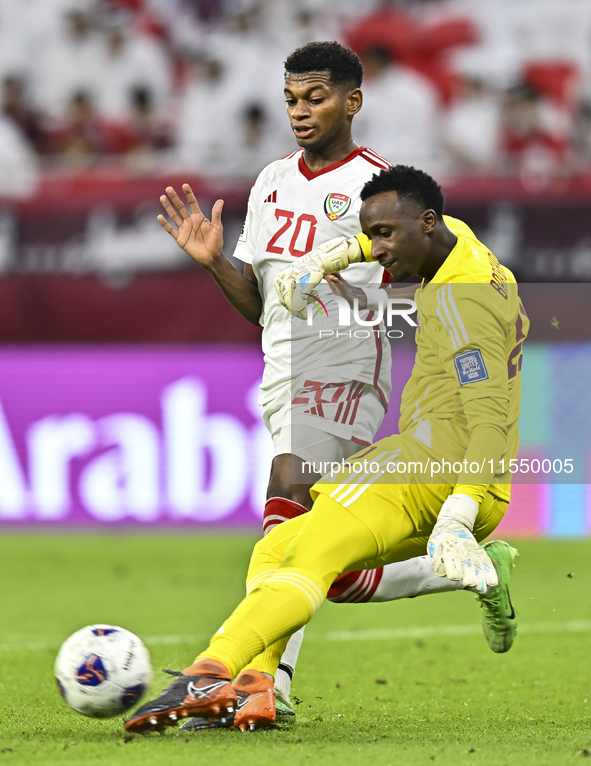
[359,216,529,505]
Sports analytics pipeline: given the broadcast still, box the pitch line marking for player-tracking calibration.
[317,620,591,642]
[2,620,591,653]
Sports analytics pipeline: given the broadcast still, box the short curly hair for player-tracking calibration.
[360,165,445,219]
[284,41,363,88]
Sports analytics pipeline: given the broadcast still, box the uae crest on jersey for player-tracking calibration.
[324,193,351,221]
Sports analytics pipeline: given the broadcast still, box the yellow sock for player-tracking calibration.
[246,636,290,677]
[195,495,380,678]
[197,567,326,678]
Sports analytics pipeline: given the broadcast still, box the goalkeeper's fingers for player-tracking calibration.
[442,549,464,582]
[429,541,454,579]
[480,550,499,588]
[461,550,498,592]
[460,557,482,591]
[290,285,319,319]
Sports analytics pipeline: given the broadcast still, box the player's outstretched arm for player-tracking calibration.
[159,184,262,325]
[275,235,370,317]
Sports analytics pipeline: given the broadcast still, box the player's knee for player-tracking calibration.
[267,482,309,506]
[267,454,320,506]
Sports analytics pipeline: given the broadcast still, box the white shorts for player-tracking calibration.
[263,378,386,461]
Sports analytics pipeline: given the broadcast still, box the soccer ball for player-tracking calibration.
[55,625,153,718]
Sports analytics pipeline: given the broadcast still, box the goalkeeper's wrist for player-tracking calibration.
[437,493,479,531]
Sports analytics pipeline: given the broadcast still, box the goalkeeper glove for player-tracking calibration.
[427,494,498,594]
[275,236,367,318]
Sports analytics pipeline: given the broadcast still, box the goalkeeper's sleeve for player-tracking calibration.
[354,232,373,262]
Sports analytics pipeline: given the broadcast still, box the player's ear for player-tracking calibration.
[421,209,437,234]
[346,87,362,117]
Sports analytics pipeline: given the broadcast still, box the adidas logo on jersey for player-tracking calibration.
[264,190,277,203]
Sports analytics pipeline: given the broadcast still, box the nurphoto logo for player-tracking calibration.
[305,292,418,339]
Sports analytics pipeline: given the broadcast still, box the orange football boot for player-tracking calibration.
[124,659,237,734]
[231,670,276,731]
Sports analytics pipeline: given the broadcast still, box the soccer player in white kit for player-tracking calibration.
[157,42,465,730]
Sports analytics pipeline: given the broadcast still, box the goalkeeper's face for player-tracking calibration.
[359,191,437,282]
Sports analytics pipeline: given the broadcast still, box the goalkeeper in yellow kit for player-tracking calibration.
[125,165,528,735]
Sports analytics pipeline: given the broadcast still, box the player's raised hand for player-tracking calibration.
[158,184,224,268]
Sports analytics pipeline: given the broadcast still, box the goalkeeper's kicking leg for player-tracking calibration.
[124,475,513,733]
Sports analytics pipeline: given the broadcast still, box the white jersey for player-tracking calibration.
[233,146,393,434]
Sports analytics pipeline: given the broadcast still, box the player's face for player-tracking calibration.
[360,191,437,282]
[284,71,360,153]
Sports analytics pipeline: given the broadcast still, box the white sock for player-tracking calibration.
[371,556,464,602]
[274,626,305,702]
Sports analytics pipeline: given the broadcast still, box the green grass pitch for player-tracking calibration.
[1,533,590,766]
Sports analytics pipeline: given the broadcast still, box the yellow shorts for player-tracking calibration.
[310,433,508,568]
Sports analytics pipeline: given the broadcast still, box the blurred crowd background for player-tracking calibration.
[2,0,591,191]
[0,0,590,341]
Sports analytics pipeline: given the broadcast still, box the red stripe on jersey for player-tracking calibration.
[334,401,344,422]
[281,148,303,160]
[360,151,391,170]
[361,148,392,167]
[351,436,371,446]
[363,147,393,167]
[381,269,393,284]
[298,147,365,181]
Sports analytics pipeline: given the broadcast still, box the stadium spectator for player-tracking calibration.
[0,113,39,197]
[424,0,521,90]
[354,46,441,173]
[0,0,588,185]
[0,12,29,84]
[45,91,107,169]
[32,8,103,119]
[514,0,591,79]
[204,2,289,131]
[269,4,339,53]
[92,16,172,120]
[118,86,173,172]
[500,81,573,182]
[173,53,236,175]
[217,102,291,180]
[344,0,478,103]
[1,76,45,153]
[442,74,502,173]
